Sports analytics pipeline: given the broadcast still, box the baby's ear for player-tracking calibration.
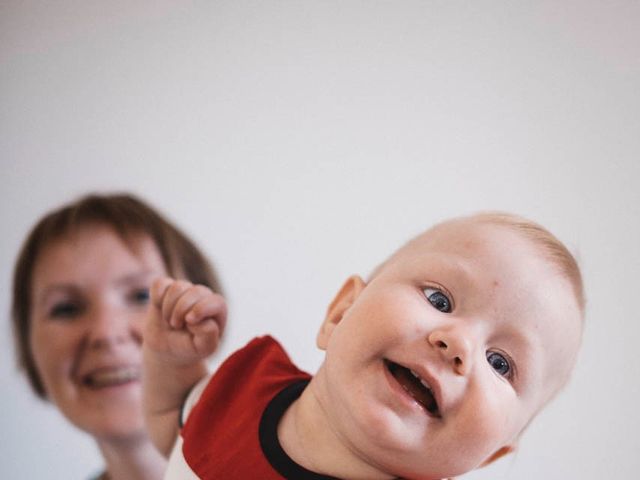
[317,275,366,350]
[479,444,516,468]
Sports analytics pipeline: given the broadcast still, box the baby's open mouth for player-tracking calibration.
[385,359,440,417]
[82,366,140,389]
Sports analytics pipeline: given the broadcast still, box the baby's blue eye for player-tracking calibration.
[487,352,510,376]
[423,288,452,313]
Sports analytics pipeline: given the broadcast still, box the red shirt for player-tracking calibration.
[182,336,337,479]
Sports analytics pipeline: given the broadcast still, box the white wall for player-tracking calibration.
[1,1,638,478]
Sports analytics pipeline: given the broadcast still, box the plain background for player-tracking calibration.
[1,1,639,478]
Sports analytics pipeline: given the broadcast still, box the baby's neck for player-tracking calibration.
[277,372,394,480]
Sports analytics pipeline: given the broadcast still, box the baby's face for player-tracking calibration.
[314,221,582,479]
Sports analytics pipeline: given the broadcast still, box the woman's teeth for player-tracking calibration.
[83,367,140,388]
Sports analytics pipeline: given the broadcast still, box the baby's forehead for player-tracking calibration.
[395,223,577,315]
[403,216,583,309]
[390,219,525,263]
[369,221,503,281]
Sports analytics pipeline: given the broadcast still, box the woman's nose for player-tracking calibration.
[86,302,133,349]
[428,325,475,375]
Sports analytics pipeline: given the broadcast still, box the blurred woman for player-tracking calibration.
[11,193,223,480]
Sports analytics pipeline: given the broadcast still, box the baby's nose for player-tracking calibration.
[428,327,474,375]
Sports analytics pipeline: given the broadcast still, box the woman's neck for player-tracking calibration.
[97,435,166,480]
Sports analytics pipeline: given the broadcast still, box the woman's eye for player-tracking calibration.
[49,302,81,319]
[130,288,150,304]
[487,351,511,377]
[423,288,452,313]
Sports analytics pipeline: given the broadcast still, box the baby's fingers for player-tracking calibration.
[184,293,228,335]
[170,285,219,329]
[150,277,174,309]
[189,318,222,356]
[160,280,194,328]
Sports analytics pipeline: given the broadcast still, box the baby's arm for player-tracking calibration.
[142,277,227,456]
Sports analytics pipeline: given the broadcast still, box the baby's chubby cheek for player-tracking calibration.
[452,391,519,464]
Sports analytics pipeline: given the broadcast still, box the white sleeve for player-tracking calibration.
[179,373,212,427]
[163,374,213,480]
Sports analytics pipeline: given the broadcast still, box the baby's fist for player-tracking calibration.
[147,277,227,361]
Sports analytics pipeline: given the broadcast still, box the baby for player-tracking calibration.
[143,212,584,480]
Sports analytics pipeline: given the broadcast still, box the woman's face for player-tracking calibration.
[29,224,167,441]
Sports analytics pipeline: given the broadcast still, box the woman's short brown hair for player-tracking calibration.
[12,192,223,398]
